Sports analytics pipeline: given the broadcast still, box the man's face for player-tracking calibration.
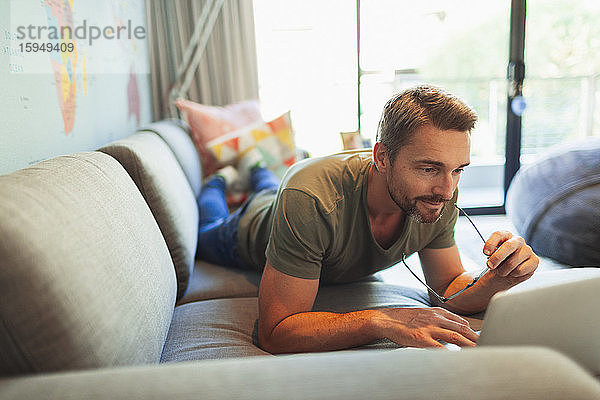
[385,125,471,223]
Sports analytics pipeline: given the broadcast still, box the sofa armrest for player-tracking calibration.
[1,347,599,400]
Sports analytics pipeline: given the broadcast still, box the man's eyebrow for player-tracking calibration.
[412,159,471,169]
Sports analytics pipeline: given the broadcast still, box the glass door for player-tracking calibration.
[359,1,511,209]
[521,0,600,164]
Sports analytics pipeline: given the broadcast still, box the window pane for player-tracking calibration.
[360,1,510,208]
[253,0,357,157]
[522,0,600,164]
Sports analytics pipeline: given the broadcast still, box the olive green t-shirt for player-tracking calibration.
[237,149,458,284]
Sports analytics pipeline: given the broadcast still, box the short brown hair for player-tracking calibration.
[376,85,478,163]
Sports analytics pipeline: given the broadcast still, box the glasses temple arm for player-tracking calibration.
[401,205,491,304]
[454,204,486,243]
[401,257,449,303]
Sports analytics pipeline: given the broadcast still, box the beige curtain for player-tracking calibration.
[146,0,259,119]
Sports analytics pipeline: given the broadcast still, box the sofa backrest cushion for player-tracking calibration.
[0,152,177,376]
[137,119,203,198]
[99,131,199,300]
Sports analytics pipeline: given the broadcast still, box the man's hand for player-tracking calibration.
[484,231,539,279]
[373,307,479,348]
[418,242,539,315]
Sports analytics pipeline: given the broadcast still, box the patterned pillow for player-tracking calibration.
[176,99,263,176]
[206,111,296,179]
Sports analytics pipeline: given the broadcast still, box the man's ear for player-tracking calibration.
[373,142,391,173]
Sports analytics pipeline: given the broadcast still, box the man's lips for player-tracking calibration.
[421,200,444,207]
[418,198,449,208]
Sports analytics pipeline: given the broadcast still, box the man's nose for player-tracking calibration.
[433,173,455,199]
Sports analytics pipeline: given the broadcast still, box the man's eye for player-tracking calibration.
[422,168,436,173]
[454,168,464,174]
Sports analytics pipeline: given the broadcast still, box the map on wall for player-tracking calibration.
[0,0,152,174]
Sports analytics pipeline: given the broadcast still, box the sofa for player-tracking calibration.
[1,120,599,399]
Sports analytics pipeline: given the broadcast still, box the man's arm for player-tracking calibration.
[419,233,539,315]
[257,261,479,354]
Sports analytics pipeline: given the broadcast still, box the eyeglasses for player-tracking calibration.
[401,204,489,303]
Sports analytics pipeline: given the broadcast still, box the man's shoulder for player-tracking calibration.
[278,150,372,213]
[282,150,372,189]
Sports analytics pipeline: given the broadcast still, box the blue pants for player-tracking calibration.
[196,167,280,268]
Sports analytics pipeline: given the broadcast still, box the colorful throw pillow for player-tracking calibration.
[206,112,296,180]
[176,99,263,176]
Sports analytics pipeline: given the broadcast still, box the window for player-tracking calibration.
[253,0,357,157]
[522,0,600,164]
[359,1,510,208]
[253,0,600,211]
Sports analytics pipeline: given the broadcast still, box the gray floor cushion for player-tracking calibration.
[507,138,600,266]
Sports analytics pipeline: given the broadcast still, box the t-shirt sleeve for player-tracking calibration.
[425,202,459,249]
[265,188,331,279]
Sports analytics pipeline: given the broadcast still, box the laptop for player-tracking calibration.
[465,275,600,376]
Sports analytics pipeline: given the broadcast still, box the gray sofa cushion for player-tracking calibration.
[100,132,199,300]
[177,265,396,306]
[506,139,600,266]
[177,260,260,305]
[314,282,430,313]
[137,119,203,198]
[3,348,600,400]
[161,298,270,362]
[0,152,177,375]
[313,282,443,350]
[167,282,438,361]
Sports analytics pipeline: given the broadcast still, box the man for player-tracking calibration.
[196,85,539,354]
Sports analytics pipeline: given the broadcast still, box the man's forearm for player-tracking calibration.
[259,309,381,354]
[259,306,479,354]
[257,261,480,354]
[436,270,530,315]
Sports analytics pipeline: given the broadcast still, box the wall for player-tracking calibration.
[0,0,152,174]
